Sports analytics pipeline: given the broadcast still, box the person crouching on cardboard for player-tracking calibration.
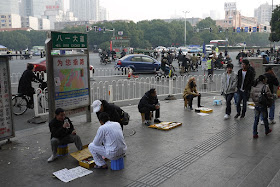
[89,112,127,169]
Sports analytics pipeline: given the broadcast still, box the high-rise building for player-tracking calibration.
[69,0,99,21]
[0,14,21,28]
[99,7,107,21]
[33,0,57,18]
[254,3,276,25]
[0,0,19,15]
[20,0,34,17]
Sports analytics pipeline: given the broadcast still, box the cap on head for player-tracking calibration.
[92,100,102,113]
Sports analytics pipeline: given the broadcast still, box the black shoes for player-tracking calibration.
[154,119,162,123]
[198,105,204,108]
[240,114,245,118]
[234,114,240,119]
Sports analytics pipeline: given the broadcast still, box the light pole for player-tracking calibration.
[183,11,189,47]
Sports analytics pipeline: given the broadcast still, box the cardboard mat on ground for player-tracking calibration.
[195,107,213,113]
[149,122,182,131]
[71,145,95,169]
[53,166,93,183]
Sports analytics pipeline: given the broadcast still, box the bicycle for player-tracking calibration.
[12,81,48,115]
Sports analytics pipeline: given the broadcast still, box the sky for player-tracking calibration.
[98,0,280,22]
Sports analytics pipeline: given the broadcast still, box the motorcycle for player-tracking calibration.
[100,54,109,65]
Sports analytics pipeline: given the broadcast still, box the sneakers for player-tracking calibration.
[144,120,151,126]
[253,135,259,139]
[265,129,272,135]
[224,114,230,120]
[234,114,240,119]
[154,118,161,123]
[47,154,58,162]
[260,120,264,125]
[270,119,276,124]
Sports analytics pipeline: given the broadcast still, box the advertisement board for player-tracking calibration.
[53,55,89,111]
[0,57,14,141]
[224,2,236,10]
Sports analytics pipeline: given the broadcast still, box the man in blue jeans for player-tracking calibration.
[235,60,255,118]
[260,66,279,124]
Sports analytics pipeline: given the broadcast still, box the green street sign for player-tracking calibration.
[51,32,87,49]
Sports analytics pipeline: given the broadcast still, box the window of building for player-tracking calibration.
[1,15,5,18]
[229,21,232,24]
[2,24,5,26]
[8,15,10,18]
[9,24,11,26]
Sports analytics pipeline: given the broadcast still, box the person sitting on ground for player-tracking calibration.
[251,75,273,139]
[221,63,237,119]
[138,88,161,126]
[88,112,127,169]
[183,77,204,110]
[92,100,124,130]
[47,108,83,162]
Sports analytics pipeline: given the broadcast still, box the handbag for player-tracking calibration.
[259,85,273,107]
[121,110,130,125]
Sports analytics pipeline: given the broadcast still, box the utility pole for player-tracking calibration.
[183,11,189,47]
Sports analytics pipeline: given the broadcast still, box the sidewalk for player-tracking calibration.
[1,95,280,187]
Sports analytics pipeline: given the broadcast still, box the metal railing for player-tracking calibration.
[32,74,222,117]
[92,67,130,78]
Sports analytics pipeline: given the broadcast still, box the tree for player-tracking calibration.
[270,5,280,42]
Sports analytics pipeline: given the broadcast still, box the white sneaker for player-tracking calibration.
[47,154,58,162]
[224,114,230,120]
[260,120,264,125]
[270,119,276,124]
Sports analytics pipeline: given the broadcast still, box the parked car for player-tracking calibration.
[115,54,161,73]
[188,47,202,53]
[28,58,94,73]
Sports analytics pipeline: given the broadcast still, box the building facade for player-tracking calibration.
[0,14,21,28]
[254,3,276,25]
[69,0,99,21]
[21,16,39,30]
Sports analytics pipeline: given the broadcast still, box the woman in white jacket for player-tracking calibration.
[221,63,237,119]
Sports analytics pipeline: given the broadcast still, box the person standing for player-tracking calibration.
[138,88,161,126]
[88,113,127,169]
[206,55,214,82]
[260,67,279,124]
[183,77,203,110]
[221,64,237,119]
[251,75,273,139]
[48,108,83,162]
[235,59,255,118]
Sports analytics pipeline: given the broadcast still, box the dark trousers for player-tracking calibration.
[186,94,201,107]
[225,93,234,115]
[236,90,249,116]
[139,107,160,120]
[253,106,269,136]
[51,134,83,155]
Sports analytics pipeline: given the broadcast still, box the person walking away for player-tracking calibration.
[88,112,127,169]
[251,75,273,138]
[183,77,204,110]
[138,88,161,126]
[48,108,83,162]
[221,64,237,119]
[234,59,254,118]
[191,54,198,71]
[206,55,214,82]
[260,67,279,124]
[18,64,42,108]
[161,53,169,75]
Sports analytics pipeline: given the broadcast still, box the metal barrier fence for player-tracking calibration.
[91,74,223,103]
[92,67,130,77]
[32,74,222,117]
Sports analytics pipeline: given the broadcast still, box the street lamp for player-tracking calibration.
[183,11,190,47]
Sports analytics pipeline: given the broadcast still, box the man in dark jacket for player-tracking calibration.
[18,64,42,108]
[235,59,255,118]
[48,108,83,162]
[92,100,124,130]
[138,88,161,126]
[260,66,279,124]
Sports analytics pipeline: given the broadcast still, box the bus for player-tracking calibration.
[210,40,228,47]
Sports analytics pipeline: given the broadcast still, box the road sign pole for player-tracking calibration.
[46,36,55,120]
[85,47,91,123]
